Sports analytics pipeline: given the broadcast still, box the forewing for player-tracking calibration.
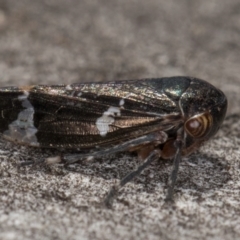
[0,81,182,149]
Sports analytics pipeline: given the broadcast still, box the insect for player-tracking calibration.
[0,77,227,207]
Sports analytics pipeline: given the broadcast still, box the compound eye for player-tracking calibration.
[184,112,213,138]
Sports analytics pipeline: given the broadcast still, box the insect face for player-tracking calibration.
[180,78,227,156]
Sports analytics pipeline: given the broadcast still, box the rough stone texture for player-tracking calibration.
[0,0,239,239]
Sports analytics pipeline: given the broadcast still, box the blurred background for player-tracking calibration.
[0,0,239,239]
[0,0,239,89]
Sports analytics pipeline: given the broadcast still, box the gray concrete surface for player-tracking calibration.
[0,0,239,239]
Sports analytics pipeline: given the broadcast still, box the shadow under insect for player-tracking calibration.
[64,151,231,198]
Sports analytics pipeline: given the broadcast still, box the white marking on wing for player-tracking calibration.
[96,106,121,137]
[3,91,40,146]
[119,93,132,107]
[119,99,125,106]
[48,89,59,95]
[65,84,73,90]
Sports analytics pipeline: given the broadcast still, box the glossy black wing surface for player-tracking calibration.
[0,78,190,149]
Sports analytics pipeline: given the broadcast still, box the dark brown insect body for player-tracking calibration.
[0,77,227,206]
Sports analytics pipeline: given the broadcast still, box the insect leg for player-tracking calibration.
[20,158,46,166]
[19,131,166,166]
[104,149,161,208]
[165,131,183,202]
[19,154,63,167]
[62,131,167,164]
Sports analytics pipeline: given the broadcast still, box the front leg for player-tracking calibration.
[104,149,161,208]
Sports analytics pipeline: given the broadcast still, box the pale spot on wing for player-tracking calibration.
[119,99,125,106]
[119,93,132,107]
[17,90,29,100]
[65,84,73,90]
[3,91,39,146]
[96,106,121,136]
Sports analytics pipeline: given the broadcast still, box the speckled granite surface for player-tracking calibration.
[0,0,239,239]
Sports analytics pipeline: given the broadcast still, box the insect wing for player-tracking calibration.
[0,80,183,149]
